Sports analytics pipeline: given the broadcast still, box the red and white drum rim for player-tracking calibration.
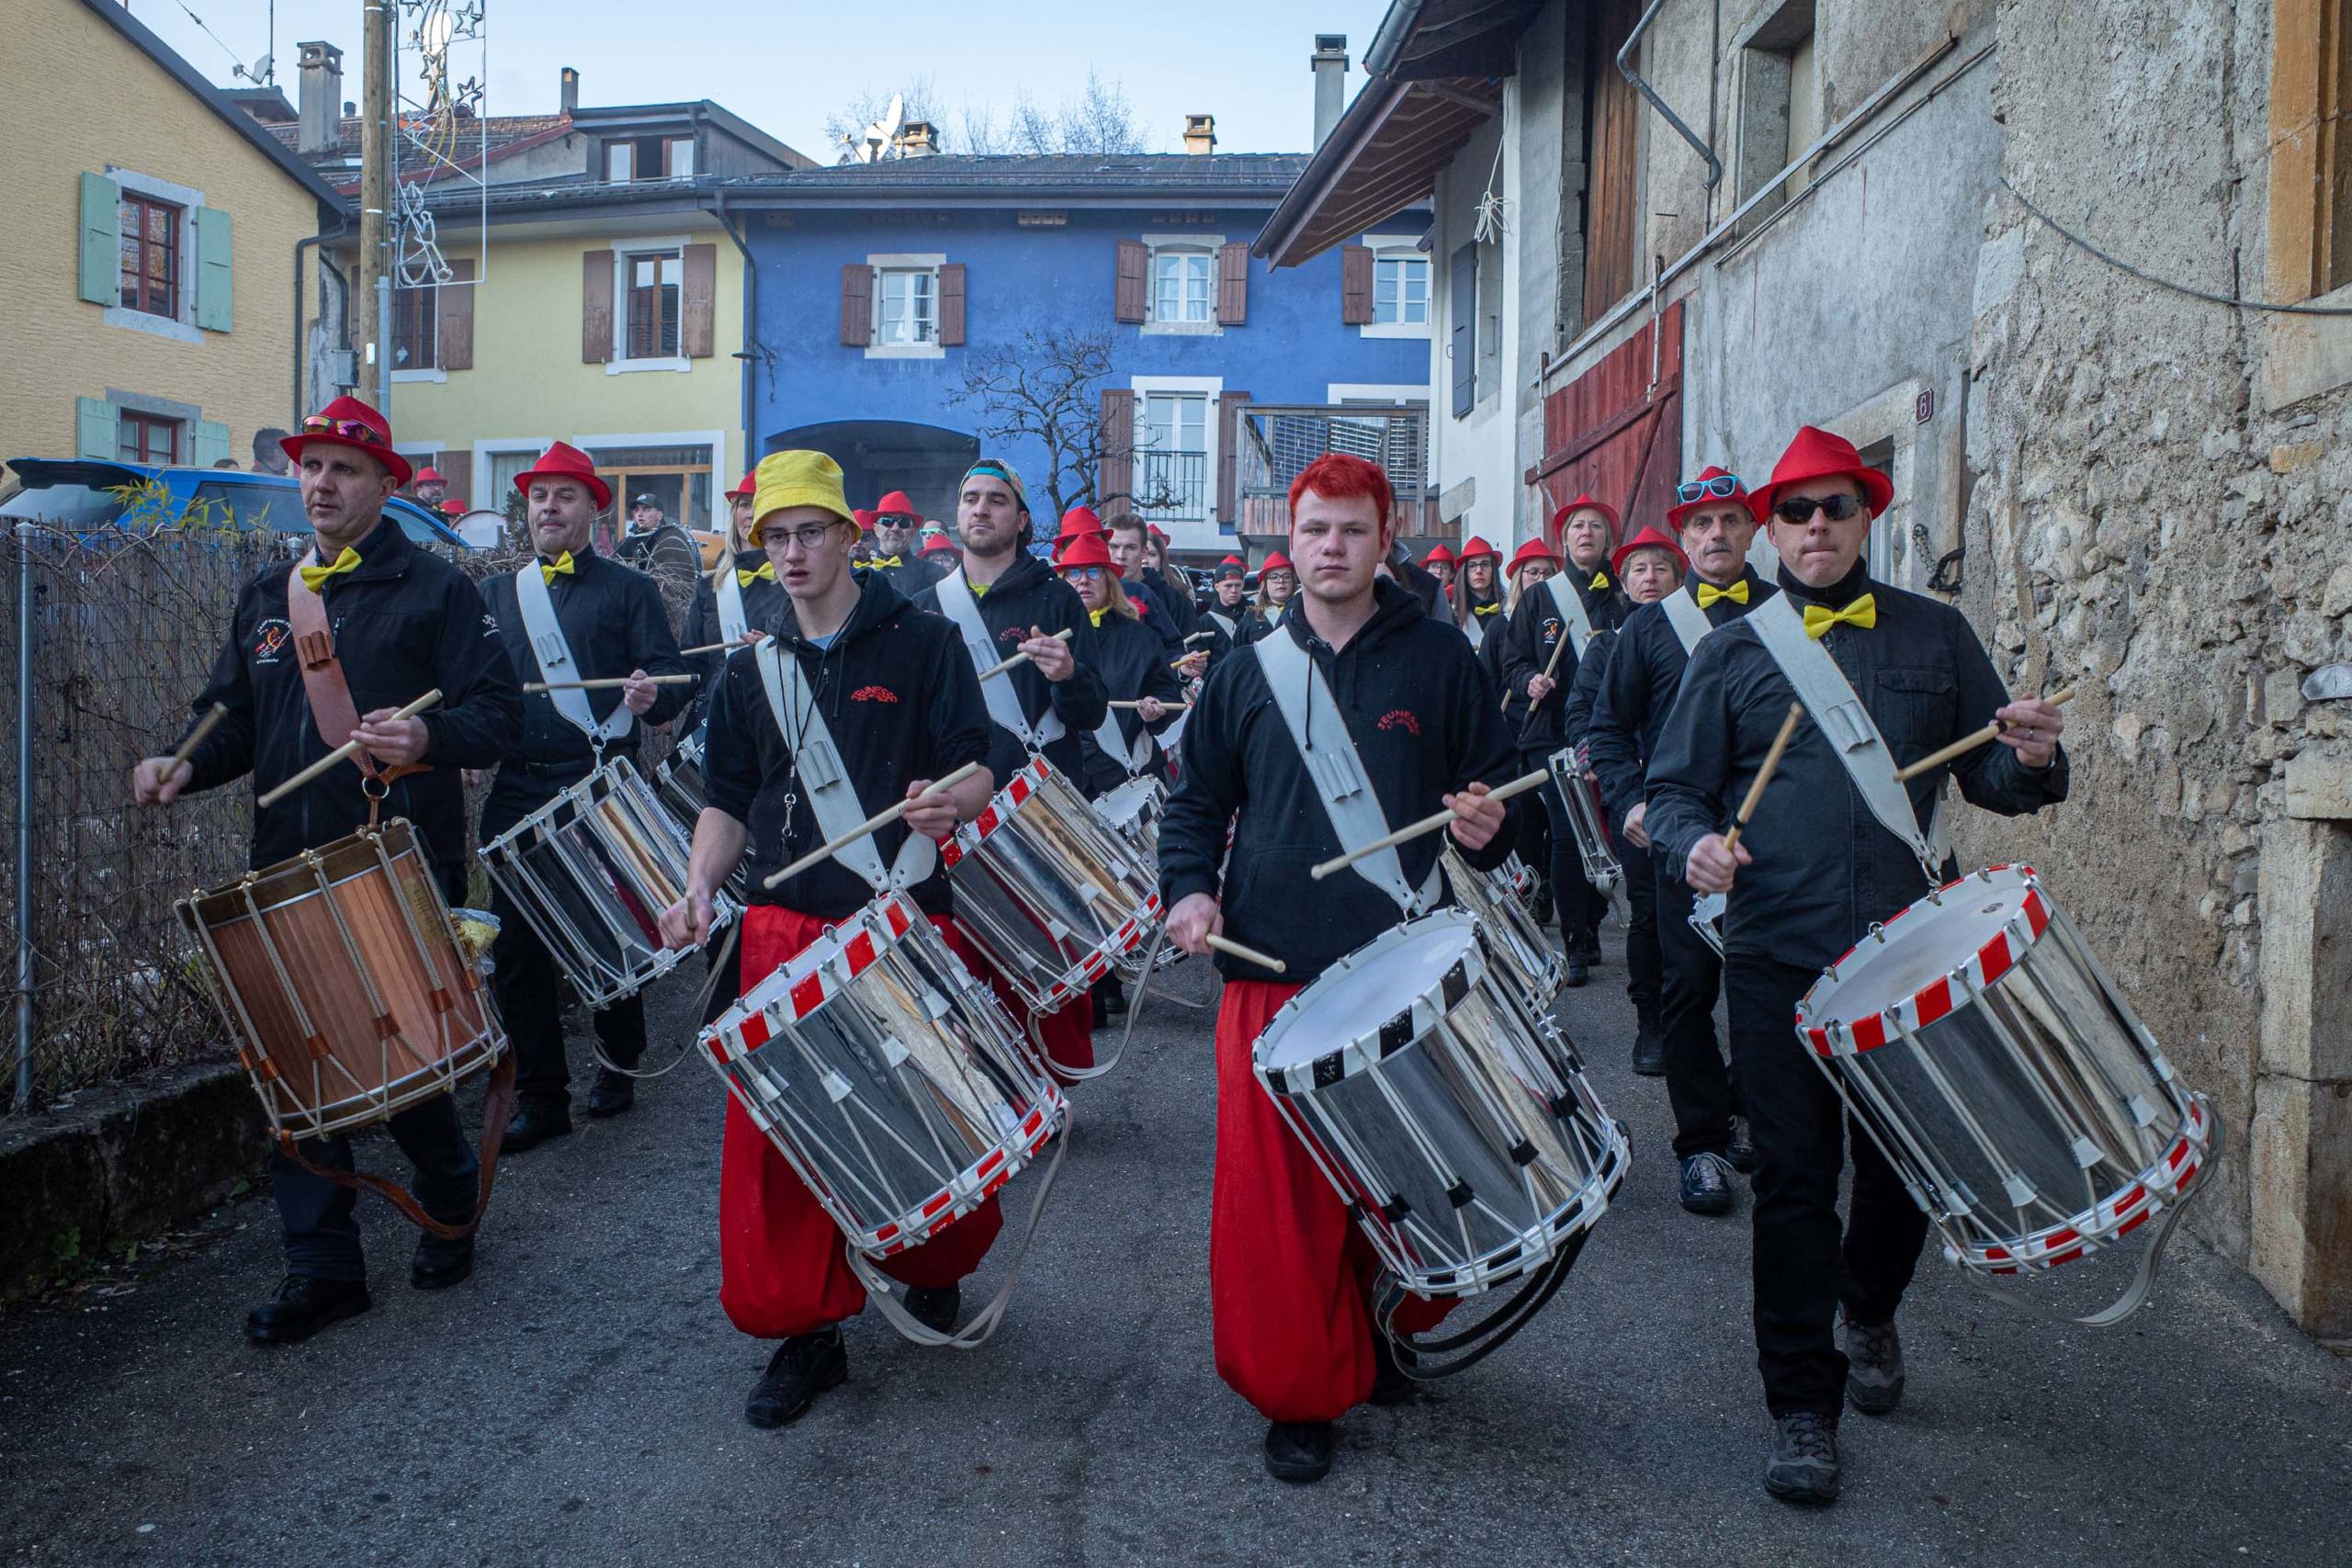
[1796,863,2051,1057]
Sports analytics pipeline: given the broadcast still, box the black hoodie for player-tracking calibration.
[913,550,1109,786]
[1501,567,1626,756]
[701,571,990,920]
[1584,565,1775,822]
[1159,580,1522,985]
[179,516,522,888]
[1077,608,1188,795]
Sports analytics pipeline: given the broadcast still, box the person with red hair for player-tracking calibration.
[1159,450,1521,1483]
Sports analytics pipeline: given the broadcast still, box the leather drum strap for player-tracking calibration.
[285,1049,517,1239]
[285,557,428,793]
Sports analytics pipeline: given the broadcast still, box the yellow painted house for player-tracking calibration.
[1,0,342,474]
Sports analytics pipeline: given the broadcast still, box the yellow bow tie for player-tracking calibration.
[1590,570,1610,592]
[1088,606,1109,627]
[1474,603,1499,617]
[299,547,361,592]
[868,556,901,569]
[539,551,576,585]
[1803,594,1877,638]
[736,561,776,587]
[1696,580,1750,609]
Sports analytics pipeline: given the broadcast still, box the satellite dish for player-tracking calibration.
[235,51,273,85]
[855,91,905,162]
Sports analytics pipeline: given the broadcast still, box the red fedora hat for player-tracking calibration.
[875,490,918,517]
[1422,542,1456,567]
[1748,425,1894,524]
[1053,505,1104,550]
[1508,536,1561,575]
[1456,535,1499,563]
[1611,523,1690,580]
[511,441,612,511]
[922,532,958,557]
[1666,464,1753,533]
[281,396,412,488]
[725,469,756,500]
[1056,532,1123,577]
[1547,493,1622,544]
[413,466,447,486]
[1261,550,1295,574]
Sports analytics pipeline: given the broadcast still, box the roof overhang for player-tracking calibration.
[1252,74,1500,267]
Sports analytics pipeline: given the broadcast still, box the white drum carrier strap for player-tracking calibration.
[1252,631,1442,919]
[1462,610,1487,651]
[514,562,631,747]
[1091,706,1151,780]
[716,566,750,643]
[935,569,1064,751]
[755,639,935,894]
[1660,586,1711,656]
[1544,573,1600,658]
[1204,610,1237,641]
[1746,592,1938,885]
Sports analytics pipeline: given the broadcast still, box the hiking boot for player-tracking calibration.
[1763,1412,1840,1505]
[1843,1317,1905,1416]
[1262,1420,1336,1483]
[244,1275,371,1345]
[1630,1021,1666,1077]
[744,1327,848,1428]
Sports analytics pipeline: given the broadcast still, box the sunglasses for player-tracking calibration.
[1677,474,1742,502]
[300,414,388,448]
[1771,492,1868,525]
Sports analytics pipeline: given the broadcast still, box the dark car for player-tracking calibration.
[0,459,473,552]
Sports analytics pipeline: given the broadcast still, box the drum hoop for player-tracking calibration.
[707,893,922,1038]
[182,818,421,922]
[478,757,650,858]
[1795,863,2051,1057]
[1252,908,1488,1093]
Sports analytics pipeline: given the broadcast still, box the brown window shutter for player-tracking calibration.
[841,263,875,346]
[438,258,475,371]
[937,262,967,345]
[680,243,718,358]
[1216,389,1250,523]
[434,449,468,506]
[1113,240,1148,323]
[1216,243,1250,327]
[1340,243,1374,325]
[1098,388,1136,504]
[582,249,614,363]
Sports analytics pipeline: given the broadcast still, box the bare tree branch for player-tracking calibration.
[949,327,1118,521]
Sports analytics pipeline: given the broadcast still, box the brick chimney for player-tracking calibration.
[296,39,343,155]
[1184,114,1216,155]
[1313,34,1349,150]
[895,120,938,156]
[560,66,579,116]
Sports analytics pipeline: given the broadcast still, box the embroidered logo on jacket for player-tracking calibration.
[851,685,899,704]
[1376,709,1422,737]
[998,626,1026,646]
[253,619,291,664]
[1541,616,1564,644]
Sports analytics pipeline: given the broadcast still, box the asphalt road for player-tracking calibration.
[4,925,2348,1566]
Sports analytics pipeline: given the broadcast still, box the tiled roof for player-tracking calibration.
[751,152,1313,191]
[266,111,572,162]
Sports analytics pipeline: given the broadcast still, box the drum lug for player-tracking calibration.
[1446,1180,1476,1209]
[1868,921,1886,944]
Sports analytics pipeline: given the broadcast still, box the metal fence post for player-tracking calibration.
[15,522,36,1112]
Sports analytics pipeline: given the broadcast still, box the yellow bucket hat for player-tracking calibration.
[752,450,853,528]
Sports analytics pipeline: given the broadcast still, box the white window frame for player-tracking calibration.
[1128,373,1222,541]
[1140,233,1224,336]
[1360,234,1432,339]
[608,237,692,374]
[103,165,205,345]
[864,252,947,360]
[470,437,553,513]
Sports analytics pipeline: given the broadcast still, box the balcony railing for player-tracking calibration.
[1132,449,1209,523]
[1233,402,1438,539]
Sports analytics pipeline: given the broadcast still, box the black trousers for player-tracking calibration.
[1616,832,1659,1016]
[1725,952,1929,1417]
[273,1097,477,1280]
[1535,774,1610,948]
[492,887,646,1111]
[1656,860,1737,1159]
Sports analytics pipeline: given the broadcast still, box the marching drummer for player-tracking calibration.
[1645,426,2069,1506]
[1445,534,1504,649]
[477,442,693,1145]
[1585,468,1776,1214]
[1196,556,1248,668]
[1159,453,1518,1484]
[865,490,942,593]
[913,458,1110,1077]
[129,395,523,1345]
[655,449,996,1430]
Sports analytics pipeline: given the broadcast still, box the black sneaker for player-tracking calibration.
[1843,1317,1905,1416]
[1727,1116,1758,1175]
[744,1327,848,1428]
[1763,1412,1840,1505]
[244,1275,372,1345]
[903,1284,960,1334]
[1367,1332,1417,1406]
[1630,1022,1666,1077]
[1678,1152,1735,1215]
[584,1069,635,1119]
[1531,885,1554,928]
[502,1102,572,1153]
[1262,1419,1336,1483]
[1564,949,1590,988]
[410,1231,474,1292]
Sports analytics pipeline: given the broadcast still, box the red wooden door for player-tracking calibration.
[1527,300,1684,539]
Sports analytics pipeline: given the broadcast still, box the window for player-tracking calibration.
[625,249,683,359]
[877,267,937,345]
[119,191,180,318]
[118,411,181,466]
[1374,252,1430,325]
[1733,1,1820,221]
[1578,0,1644,324]
[605,135,694,182]
[582,442,716,547]
[1136,393,1209,521]
[1151,249,1215,324]
[391,282,437,371]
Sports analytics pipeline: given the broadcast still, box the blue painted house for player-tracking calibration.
[725,141,1432,561]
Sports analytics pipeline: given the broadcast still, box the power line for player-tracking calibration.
[163,0,247,76]
[2000,175,2352,317]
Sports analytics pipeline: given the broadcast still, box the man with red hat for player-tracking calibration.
[1587,467,1774,1215]
[1647,426,2069,1506]
[477,442,695,1144]
[865,490,937,592]
[130,395,524,1344]
[408,465,450,510]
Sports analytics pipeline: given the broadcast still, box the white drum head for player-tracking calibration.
[1807,866,2034,1026]
[1260,915,1476,1076]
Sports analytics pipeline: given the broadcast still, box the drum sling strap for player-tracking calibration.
[716,565,750,644]
[514,562,632,749]
[1544,572,1600,659]
[1089,701,1153,782]
[935,568,1065,752]
[1659,586,1712,656]
[753,638,937,894]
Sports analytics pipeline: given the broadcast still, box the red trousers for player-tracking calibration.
[1211,979,1454,1423]
[718,904,1004,1339]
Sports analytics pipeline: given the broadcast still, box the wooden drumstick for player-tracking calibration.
[977,627,1073,681]
[1206,933,1286,974]
[1500,618,1577,711]
[762,761,984,888]
[1720,702,1804,854]
[1107,699,1190,710]
[168,703,230,769]
[1891,686,2077,783]
[256,690,442,807]
[524,673,698,693]
[1307,769,1550,881]
[1183,630,1217,645]
[678,637,764,658]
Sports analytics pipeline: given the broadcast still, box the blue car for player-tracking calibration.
[0,458,473,552]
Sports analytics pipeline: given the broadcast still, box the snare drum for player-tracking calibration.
[1545,745,1623,896]
[1442,847,1565,1015]
[1498,853,1539,909]
[1253,909,1628,1299]
[701,893,1065,1258]
[653,727,746,900]
[942,758,1161,1013]
[179,818,504,1143]
[1091,774,1166,871]
[1793,864,2212,1311]
[1689,892,1725,956]
[481,758,737,1008]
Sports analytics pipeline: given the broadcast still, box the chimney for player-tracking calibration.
[1312,34,1349,150]
[560,66,579,116]
[1183,114,1216,155]
[296,39,343,155]
[895,120,937,156]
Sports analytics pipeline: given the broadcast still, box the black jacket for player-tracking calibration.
[477,550,693,840]
[1136,566,1199,642]
[1078,610,1188,795]
[702,573,990,920]
[1475,609,1519,733]
[613,522,701,625]
[681,551,797,729]
[1388,546,1446,619]
[869,554,945,598]
[1159,581,1522,985]
[1586,567,1775,822]
[1645,566,2071,971]
[1233,604,1290,647]
[913,550,1110,786]
[1561,626,1616,748]
[1194,604,1244,672]
[180,516,521,886]
[1501,568,1625,756]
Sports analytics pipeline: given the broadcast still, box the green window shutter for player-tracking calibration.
[190,419,230,468]
[192,207,233,332]
[78,174,120,305]
[76,397,117,458]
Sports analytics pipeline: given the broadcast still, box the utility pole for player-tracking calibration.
[356,0,390,401]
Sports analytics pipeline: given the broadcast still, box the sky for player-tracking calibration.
[125,0,1396,159]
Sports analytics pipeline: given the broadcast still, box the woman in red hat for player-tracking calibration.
[1421,542,1457,596]
[1448,535,1505,649]
[1236,551,1296,645]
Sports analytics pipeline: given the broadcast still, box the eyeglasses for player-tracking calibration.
[757,522,843,552]
[1678,474,1742,502]
[300,414,387,448]
[1771,492,1868,525]
[1062,565,1110,581]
